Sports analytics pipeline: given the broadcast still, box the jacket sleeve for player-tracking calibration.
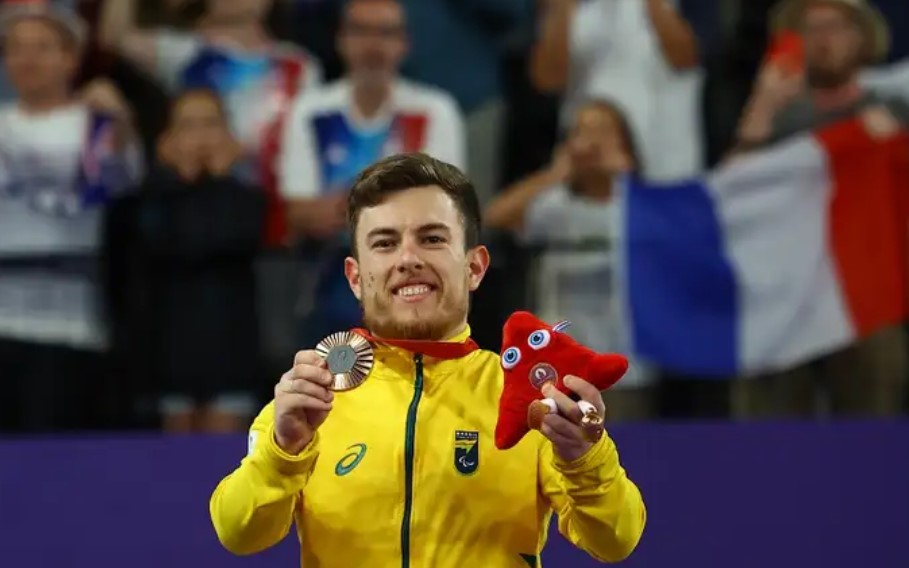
[209,402,321,555]
[538,432,647,563]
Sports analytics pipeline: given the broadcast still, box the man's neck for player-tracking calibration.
[200,21,270,51]
[441,323,469,342]
[811,79,863,112]
[351,81,393,121]
[18,91,71,114]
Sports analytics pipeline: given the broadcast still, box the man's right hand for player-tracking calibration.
[273,350,335,455]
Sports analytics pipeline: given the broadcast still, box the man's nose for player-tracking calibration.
[396,240,424,271]
[567,139,587,156]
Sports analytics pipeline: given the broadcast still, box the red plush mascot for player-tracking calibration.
[494,312,629,450]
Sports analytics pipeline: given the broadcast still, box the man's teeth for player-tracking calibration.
[398,285,431,297]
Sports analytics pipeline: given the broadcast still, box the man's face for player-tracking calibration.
[164,92,231,164]
[338,0,407,87]
[568,104,631,180]
[206,0,271,24]
[801,3,865,88]
[344,186,489,341]
[2,19,76,98]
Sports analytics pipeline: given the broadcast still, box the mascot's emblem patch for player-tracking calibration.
[454,430,479,475]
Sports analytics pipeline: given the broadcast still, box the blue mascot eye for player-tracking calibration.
[501,347,522,370]
[527,330,551,350]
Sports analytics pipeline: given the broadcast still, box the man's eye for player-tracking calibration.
[372,239,395,249]
[423,235,446,245]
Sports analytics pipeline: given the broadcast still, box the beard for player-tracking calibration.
[806,53,862,89]
[362,275,469,341]
[806,66,852,89]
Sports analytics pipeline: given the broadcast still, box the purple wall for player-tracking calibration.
[1,421,907,567]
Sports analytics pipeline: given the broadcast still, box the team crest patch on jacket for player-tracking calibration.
[454,430,479,475]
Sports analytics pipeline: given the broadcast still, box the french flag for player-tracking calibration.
[616,115,909,377]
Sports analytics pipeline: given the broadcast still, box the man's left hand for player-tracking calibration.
[539,375,606,462]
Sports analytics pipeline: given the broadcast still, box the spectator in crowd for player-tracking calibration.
[278,0,466,347]
[98,0,323,187]
[732,0,908,418]
[0,1,78,102]
[0,4,141,432]
[530,0,704,181]
[735,0,905,149]
[484,99,656,421]
[103,89,266,433]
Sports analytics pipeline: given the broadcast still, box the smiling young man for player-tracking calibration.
[209,153,646,566]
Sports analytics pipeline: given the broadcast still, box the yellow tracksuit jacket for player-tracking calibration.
[210,327,646,567]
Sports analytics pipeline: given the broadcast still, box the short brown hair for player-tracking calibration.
[347,153,482,255]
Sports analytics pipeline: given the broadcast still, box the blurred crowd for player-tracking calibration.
[1,0,908,435]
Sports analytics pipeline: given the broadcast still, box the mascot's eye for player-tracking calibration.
[527,330,551,350]
[501,347,522,370]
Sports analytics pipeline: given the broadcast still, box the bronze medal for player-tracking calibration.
[315,331,375,391]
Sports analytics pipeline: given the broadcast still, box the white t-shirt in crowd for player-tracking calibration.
[0,103,142,348]
[153,30,323,166]
[523,184,654,389]
[279,78,466,198]
[566,0,704,181]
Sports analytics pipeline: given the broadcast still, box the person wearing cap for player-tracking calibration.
[0,4,142,432]
[735,0,903,149]
[731,0,909,420]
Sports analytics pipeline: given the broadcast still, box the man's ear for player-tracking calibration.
[466,245,491,292]
[344,256,362,300]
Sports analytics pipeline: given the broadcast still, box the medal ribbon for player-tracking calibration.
[351,328,479,360]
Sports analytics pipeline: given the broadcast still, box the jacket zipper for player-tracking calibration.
[400,353,424,568]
